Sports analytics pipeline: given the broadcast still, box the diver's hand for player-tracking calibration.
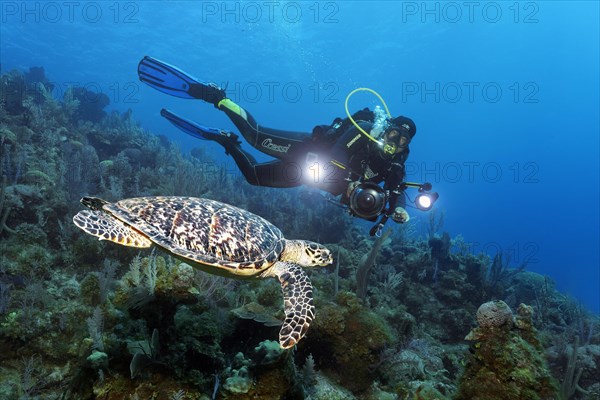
[346,181,360,197]
[391,207,410,223]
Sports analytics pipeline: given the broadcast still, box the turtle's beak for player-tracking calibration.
[296,242,333,267]
[320,248,333,266]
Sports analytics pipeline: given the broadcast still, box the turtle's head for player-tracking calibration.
[283,240,333,267]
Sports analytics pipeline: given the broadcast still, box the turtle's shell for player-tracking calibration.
[105,196,284,276]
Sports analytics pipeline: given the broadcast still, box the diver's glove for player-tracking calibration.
[390,207,410,223]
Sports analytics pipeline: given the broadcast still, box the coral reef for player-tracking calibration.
[0,67,597,399]
[456,301,558,400]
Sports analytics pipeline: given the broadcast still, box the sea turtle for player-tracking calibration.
[73,196,332,348]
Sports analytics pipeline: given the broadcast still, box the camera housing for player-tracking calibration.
[348,182,387,221]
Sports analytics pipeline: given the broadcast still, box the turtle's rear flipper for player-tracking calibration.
[270,262,315,349]
[73,210,152,248]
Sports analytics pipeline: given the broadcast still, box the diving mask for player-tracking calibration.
[381,127,410,157]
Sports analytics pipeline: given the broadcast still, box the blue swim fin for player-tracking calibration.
[138,56,225,104]
[160,109,222,140]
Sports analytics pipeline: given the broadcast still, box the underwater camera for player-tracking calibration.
[347,181,439,222]
[346,181,440,236]
[347,182,387,220]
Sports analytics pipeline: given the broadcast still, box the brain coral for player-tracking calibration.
[476,300,513,329]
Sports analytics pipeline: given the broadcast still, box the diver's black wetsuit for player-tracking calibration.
[216,99,317,187]
[215,99,412,212]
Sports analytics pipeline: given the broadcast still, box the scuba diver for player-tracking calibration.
[138,56,437,234]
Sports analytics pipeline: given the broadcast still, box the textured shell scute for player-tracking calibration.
[106,197,283,269]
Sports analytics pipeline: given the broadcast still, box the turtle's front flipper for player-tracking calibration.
[73,210,152,248]
[268,262,315,349]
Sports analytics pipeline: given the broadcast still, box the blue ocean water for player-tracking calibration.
[1,1,598,312]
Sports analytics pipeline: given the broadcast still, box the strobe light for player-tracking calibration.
[415,191,439,211]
